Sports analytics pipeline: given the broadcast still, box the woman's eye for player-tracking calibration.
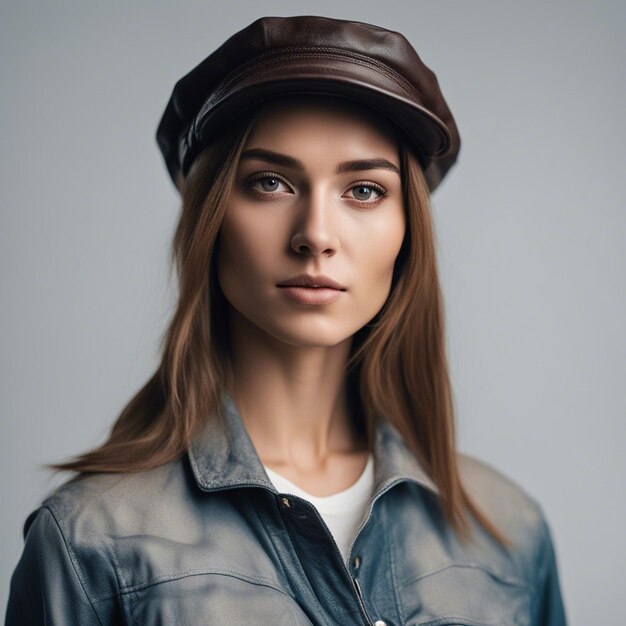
[259,176,280,192]
[347,183,387,203]
[245,173,291,195]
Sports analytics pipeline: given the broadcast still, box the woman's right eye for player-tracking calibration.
[245,173,292,195]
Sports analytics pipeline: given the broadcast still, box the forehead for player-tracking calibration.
[243,95,400,159]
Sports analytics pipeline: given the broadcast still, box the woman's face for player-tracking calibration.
[217,97,406,348]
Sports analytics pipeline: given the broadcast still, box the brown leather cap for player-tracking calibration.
[156,15,460,193]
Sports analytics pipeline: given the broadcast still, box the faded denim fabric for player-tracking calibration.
[6,395,567,625]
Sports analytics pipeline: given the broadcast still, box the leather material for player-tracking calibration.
[6,394,567,625]
[156,16,461,193]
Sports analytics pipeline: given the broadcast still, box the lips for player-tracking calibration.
[276,274,346,305]
[276,274,346,290]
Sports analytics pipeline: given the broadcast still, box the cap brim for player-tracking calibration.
[190,60,452,171]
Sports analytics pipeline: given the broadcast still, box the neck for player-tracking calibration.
[225,308,364,469]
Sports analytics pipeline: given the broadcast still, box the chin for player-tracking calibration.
[228,300,378,349]
[262,319,358,349]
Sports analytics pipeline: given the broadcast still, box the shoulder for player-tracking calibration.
[456,451,545,528]
[37,461,168,525]
[23,459,189,600]
[456,453,567,622]
[36,457,191,543]
[456,452,556,581]
[8,459,192,623]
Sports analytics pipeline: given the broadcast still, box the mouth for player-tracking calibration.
[276,274,346,305]
[276,274,347,291]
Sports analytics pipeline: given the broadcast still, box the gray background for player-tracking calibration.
[1,1,624,622]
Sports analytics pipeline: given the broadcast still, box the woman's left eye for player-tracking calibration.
[345,183,388,204]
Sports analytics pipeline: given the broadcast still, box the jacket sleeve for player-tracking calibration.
[5,506,103,625]
[531,514,567,626]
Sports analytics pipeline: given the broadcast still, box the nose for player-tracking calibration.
[290,189,340,257]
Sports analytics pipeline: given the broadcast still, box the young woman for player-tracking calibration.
[6,16,567,626]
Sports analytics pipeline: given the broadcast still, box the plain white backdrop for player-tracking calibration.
[1,1,624,622]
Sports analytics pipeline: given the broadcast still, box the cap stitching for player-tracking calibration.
[213,49,420,102]
[207,47,422,111]
[260,46,420,97]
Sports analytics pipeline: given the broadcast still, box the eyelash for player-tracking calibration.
[243,172,389,205]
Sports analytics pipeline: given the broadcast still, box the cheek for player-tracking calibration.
[216,210,281,298]
[360,210,406,287]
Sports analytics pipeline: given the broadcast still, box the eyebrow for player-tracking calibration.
[240,148,400,175]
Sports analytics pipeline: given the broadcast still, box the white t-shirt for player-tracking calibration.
[263,453,375,566]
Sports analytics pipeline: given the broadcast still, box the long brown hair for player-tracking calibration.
[49,106,510,548]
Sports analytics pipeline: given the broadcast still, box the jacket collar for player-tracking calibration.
[187,393,439,499]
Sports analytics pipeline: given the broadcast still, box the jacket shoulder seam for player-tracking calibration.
[45,499,126,607]
[40,505,105,625]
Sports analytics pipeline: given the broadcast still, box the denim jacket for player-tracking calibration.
[6,395,567,625]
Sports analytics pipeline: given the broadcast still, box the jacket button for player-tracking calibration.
[352,555,361,569]
[374,621,387,626]
[280,496,291,508]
